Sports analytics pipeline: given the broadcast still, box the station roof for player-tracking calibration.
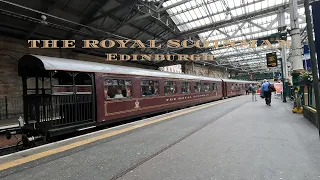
[0,0,311,75]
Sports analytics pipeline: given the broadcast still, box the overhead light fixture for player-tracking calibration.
[40,15,48,25]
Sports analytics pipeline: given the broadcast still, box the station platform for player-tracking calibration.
[0,95,320,180]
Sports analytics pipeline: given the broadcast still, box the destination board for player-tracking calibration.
[266,52,278,67]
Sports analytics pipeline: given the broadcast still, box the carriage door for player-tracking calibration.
[74,72,95,124]
[51,71,95,127]
[222,82,227,97]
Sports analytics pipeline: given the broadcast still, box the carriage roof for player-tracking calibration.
[19,54,255,83]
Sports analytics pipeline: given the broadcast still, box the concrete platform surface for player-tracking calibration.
[0,96,320,180]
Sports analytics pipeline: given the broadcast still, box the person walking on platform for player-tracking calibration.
[251,84,257,101]
[261,79,272,106]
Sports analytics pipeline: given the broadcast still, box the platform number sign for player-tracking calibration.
[266,52,278,67]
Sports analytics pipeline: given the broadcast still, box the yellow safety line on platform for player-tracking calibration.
[0,96,244,171]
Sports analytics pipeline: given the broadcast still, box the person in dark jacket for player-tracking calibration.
[261,79,271,106]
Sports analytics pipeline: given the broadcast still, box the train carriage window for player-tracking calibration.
[74,73,92,94]
[104,79,132,100]
[52,71,74,95]
[212,83,217,91]
[164,81,177,95]
[202,83,210,92]
[141,80,159,97]
[194,82,202,93]
[181,81,191,94]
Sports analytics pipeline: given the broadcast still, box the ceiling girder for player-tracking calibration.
[25,0,60,40]
[65,0,116,39]
[126,0,190,24]
[180,0,305,36]
[175,0,265,27]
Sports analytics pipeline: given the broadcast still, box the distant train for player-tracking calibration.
[7,55,257,146]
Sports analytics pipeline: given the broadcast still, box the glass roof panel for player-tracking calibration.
[162,0,307,72]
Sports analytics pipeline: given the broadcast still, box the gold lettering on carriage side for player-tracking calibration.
[105,96,232,116]
[134,100,140,109]
[104,101,108,116]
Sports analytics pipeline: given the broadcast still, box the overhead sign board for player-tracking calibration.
[266,52,278,67]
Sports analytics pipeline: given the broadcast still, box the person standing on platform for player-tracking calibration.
[261,79,271,106]
[251,84,257,101]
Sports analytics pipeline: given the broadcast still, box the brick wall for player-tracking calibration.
[184,63,229,78]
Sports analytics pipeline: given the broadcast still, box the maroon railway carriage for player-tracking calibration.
[222,79,253,97]
[12,54,253,143]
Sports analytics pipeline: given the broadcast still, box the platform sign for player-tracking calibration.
[266,52,278,67]
[274,83,283,94]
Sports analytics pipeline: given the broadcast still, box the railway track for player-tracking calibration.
[0,137,48,157]
[0,145,20,157]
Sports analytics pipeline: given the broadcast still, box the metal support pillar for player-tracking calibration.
[289,0,304,109]
[280,58,287,102]
[290,0,304,74]
[304,0,320,136]
[278,8,287,102]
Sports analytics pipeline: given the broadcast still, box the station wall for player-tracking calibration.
[183,63,229,78]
